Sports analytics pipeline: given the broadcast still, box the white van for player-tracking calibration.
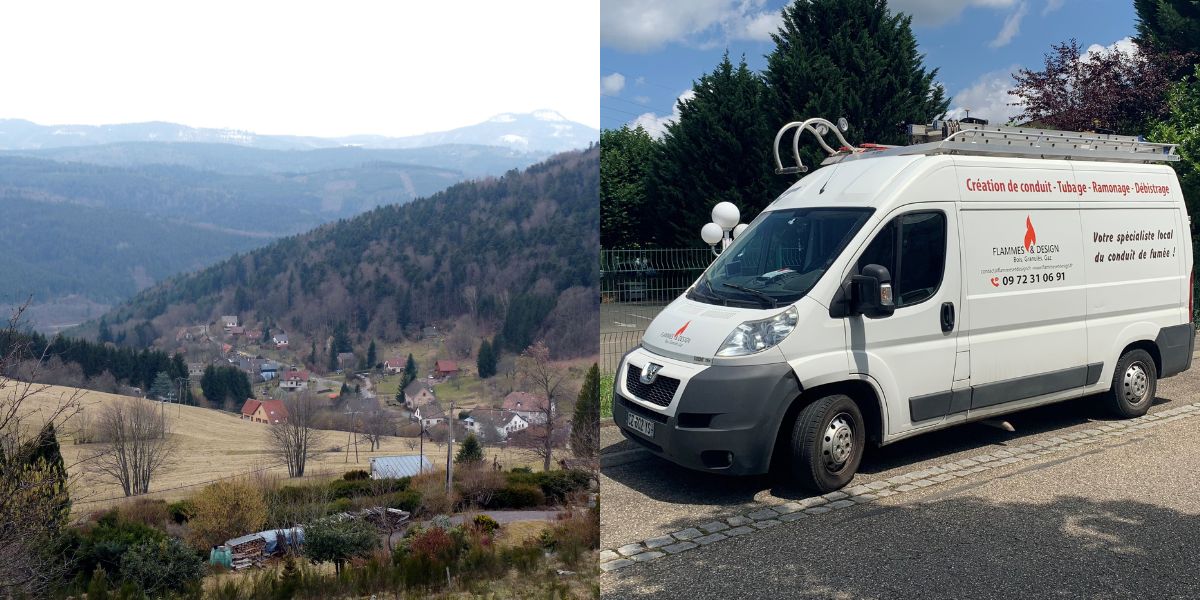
[614,118,1195,492]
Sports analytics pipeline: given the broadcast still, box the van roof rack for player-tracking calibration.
[774,118,1179,175]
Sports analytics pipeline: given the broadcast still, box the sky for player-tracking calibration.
[601,0,1139,136]
[0,1,599,138]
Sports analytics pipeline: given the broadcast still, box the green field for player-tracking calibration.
[433,376,486,409]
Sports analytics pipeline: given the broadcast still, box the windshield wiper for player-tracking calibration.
[722,283,777,308]
[691,278,728,305]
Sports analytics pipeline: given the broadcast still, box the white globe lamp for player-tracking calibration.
[711,202,740,230]
[732,223,749,239]
[701,222,724,246]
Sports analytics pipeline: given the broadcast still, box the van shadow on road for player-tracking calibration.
[605,494,1200,599]
[603,392,1179,505]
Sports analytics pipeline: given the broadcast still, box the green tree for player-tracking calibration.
[150,371,173,400]
[328,346,339,373]
[455,433,484,466]
[118,537,205,596]
[649,53,783,247]
[308,340,317,368]
[1151,65,1200,267]
[600,125,659,247]
[366,340,377,368]
[570,364,601,464]
[97,318,112,344]
[765,0,949,180]
[1135,0,1200,58]
[403,353,418,389]
[303,515,378,575]
[26,423,70,531]
[476,338,497,379]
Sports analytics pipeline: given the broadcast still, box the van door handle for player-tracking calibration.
[940,302,955,332]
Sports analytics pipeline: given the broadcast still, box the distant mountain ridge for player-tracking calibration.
[0,110,597,154]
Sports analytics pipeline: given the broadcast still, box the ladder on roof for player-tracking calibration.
[904,121,1179,163]
[773,118,1179,175]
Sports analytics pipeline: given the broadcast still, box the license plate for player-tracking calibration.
[626,412,655,438]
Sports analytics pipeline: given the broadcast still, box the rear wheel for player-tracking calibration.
[1106,349,1157,418]
[789,394,865,493]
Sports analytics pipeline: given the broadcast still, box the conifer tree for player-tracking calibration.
[764,0,948,179]
[366,340,377,369]
[476,339,497,379]
[600,125,659,248]
[570,364,600,464]
[455,434,484,466]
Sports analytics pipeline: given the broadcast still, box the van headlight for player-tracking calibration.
[716,306,799,357]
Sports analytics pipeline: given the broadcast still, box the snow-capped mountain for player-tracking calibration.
[0,110,598,154]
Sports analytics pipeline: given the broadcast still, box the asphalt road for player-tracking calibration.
[600,302,668,334]
[601,354,1200,599]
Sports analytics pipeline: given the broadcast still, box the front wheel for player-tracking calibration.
[1105,349,1157,418]
[789,394,865,493]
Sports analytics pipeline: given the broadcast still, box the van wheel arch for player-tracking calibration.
[771,379,884,470]
[1120,340,1161,377]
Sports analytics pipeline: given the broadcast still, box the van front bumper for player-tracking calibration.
[612,349,801,475]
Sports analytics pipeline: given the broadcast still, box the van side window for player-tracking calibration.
[857,211,946,308]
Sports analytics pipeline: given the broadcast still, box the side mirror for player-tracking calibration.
[849,264,895,318]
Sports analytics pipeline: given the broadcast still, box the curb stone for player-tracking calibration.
[600,401,1200,572]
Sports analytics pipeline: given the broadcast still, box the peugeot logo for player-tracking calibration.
[640,363,663,385]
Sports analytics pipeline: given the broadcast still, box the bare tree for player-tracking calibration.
[91,397,175,496]
[518,341,567,471]
[0,303,82,597]
[360,409,394,451]
[268,393,325,477]
[462,285,479,320]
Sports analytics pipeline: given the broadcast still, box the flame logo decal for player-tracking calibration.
[674,321,691,338]
[1023,216,1036,251]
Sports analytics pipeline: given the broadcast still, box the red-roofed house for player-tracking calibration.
[434,360,459,378]
[502,391,550,424]
[384,356,405,374]
[280,370,310,391]
[240,399,289,424]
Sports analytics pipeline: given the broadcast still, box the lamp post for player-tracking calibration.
[702,201,747,256]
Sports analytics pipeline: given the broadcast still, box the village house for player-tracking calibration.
[415,401,446,429]
[222,315,239,330]
[272,332,289,349]
[337,352,358,372]
[500,412,530,436]
[187,363,205,378]
[384,356,405,374]
[240,399,289,424]
[370,455,433,479]
[260,361,279,381]
[280,369,309,391]
[502,391,550,424]
[221,343,233,355]
[403,380,436,410]
[229,325,246,337]
[434,360,459,378]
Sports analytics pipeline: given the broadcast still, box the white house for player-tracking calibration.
[415,401,446,429]
[280,369,309,391]
[272,333,289,349]
[500,412,530,437]
[502,391,550,425]
[221,315,239,329]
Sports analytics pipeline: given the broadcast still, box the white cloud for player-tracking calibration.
[889,0,1018,27]
[989,1,1028,48]
[1042,0,1065,15]
[944,66,1024,125]
[601,0,781,53]
[633,95,651,104]
[634,76,646,85]
[601,72,627,95]
[631,90,696,138]
[1084,36,1137,59]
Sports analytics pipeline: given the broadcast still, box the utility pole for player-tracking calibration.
[343,405,361,464]
[445,397,455,494]
[419,423,426,474]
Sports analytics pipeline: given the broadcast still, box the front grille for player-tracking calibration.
[625,364,680,407]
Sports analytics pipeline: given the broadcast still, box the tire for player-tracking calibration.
[1106,349,1157,418]
[789,394,865,493]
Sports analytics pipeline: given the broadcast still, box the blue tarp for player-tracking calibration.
[260,527,305,554]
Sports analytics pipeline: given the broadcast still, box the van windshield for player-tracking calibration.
[689,208,874,308]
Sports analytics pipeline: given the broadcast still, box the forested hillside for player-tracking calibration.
[90,147,600,358]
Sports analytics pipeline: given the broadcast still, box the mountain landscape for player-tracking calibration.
[1,112,597,331]
[82,146,600,358]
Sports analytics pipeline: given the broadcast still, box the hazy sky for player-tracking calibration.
[0,1,599,137]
